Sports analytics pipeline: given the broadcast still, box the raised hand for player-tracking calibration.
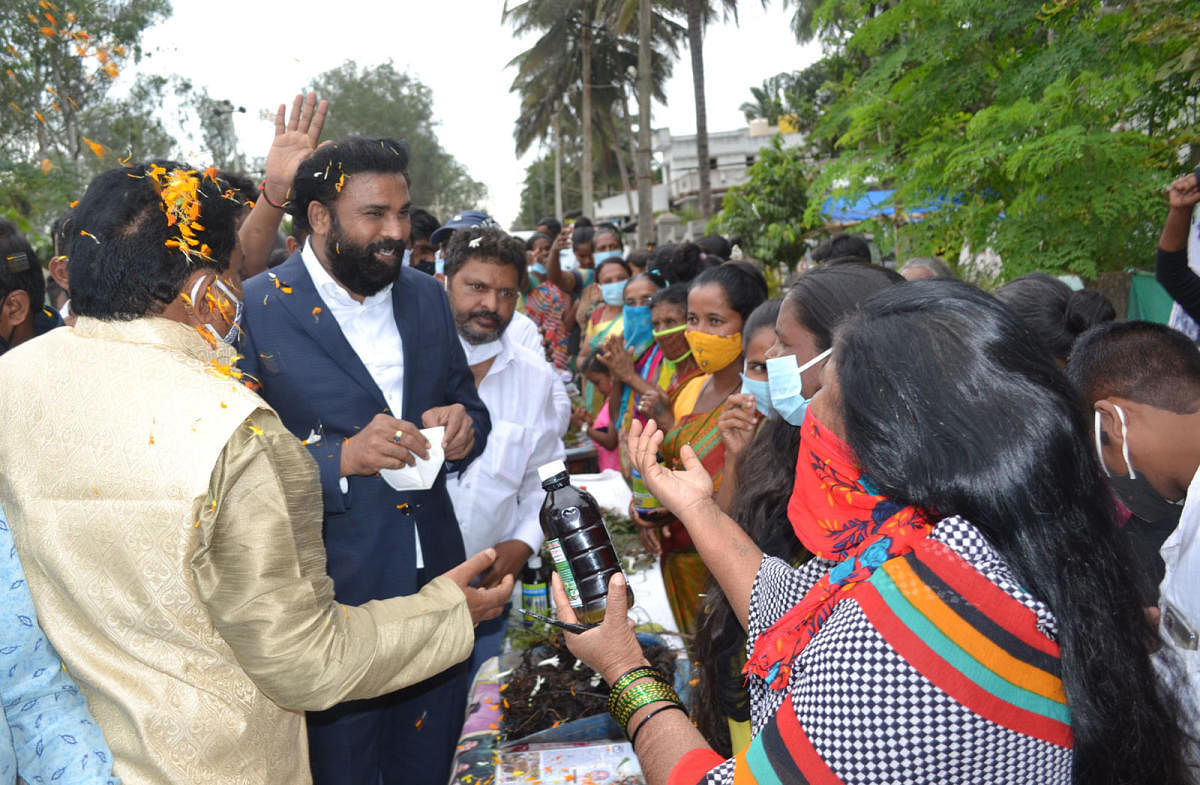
[627,419,715,522]
[598,333,637,382]
[1167,172,1200,211]
[262,92,329,205]
[717,393,758,461]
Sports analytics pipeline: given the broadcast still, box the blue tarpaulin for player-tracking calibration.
[822,189,948,224]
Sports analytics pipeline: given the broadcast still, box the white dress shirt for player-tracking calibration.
[301,241,424,566]
[446,330,565,559]
[1158,465,1200,724]
[507,310,572,435]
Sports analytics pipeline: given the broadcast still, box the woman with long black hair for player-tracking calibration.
[554,281,1191,785]
[693,262,902,755]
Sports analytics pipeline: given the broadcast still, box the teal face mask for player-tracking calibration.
[594,250,623,265]
[765,348,832,426]
[739,373,774,417]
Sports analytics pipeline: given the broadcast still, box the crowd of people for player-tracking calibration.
[0,90,1198,785]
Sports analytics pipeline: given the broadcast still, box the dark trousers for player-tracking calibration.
[307,658,469,785]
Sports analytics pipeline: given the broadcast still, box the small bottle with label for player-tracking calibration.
[537,459,634,625]
[520,554,550,627]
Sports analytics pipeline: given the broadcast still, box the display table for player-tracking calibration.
[449,470,683,785]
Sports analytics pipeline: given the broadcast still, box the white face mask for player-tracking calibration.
[190,276,242,345]
[459,335,503,366]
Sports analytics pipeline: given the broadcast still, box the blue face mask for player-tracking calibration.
[599,280,626,306]
[765,348,832,426]
[623,305,653,350]
[739,373,774,418]
[531,262,548,275]
[594,250,623,265]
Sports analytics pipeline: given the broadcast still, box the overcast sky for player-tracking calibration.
[127,1,820,227]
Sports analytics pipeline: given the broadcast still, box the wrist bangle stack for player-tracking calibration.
[606,666,659,714]
[611,679,680,732]
[258,182,290,209]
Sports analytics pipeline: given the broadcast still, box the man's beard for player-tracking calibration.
[326,217,404,297]
[455,306,510,345]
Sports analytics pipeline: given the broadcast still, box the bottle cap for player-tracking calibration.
[527,554,542,569]
[537,459,568,484]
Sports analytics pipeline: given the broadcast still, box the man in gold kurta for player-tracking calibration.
[0,163,511,785]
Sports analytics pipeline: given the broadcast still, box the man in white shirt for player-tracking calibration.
[442,226,566,669]
[1068,318,1200,725]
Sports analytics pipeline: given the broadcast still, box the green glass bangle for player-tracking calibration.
[630,703,688,746]
[607,666,660,715]
[611,680,680,731]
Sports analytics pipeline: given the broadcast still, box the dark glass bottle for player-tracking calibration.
[537,460,634,625]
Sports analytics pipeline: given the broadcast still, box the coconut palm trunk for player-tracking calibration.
[685,0,712,219]
[581,20,594,218]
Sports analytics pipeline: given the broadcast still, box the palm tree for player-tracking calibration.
[680,0,765,219]
[506,0,680,221]
[739,75,787,125]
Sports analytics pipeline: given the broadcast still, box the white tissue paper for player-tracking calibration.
[379,426,445,491]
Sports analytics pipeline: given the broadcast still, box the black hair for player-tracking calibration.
[696,234,732,262]
[536,216,562,237]
[51,207,75,257]
[217,171,258,208]
[650,242,677,276]
[267,247,291,268]
[581,352,609,377]
[688,262,768,325]
[574,216,593,228]
[289,136,410,235]
[625,248,651,273]
[594,223,624,249]
[899,256,954,279]
[45,276,67,309]
[690,269,900,753]
[631,269,668,291]
[410,208,440,244]
[836,280,1191,784]
[811,232,872,265]
[1068,320,1200,414]
[572,225,595,248]
[741,297,781,342]
[595,257,632,281]
[650,282,688,312]
[785,262,904,350]
[666,241,717,285]
[0,218,45,308]
[443,226,527,289]
[526,231,552,251]
[994,273,1115,364]
[69,162,243,320]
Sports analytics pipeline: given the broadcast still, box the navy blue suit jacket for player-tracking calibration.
[238,252,490,605]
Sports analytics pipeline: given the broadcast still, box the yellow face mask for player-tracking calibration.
[685,329,743,374]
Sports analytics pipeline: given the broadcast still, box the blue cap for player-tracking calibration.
[430,210,499,245]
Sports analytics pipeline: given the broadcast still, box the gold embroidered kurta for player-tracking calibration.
[0,317,475,785]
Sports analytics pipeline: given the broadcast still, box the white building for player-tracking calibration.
[593,120,806,228]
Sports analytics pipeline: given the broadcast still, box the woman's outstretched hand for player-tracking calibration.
[628,419,716,523]
[552,572,647,685]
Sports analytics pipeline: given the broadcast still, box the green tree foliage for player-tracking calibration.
[308,60,487,217]
[504,0,681,215]
[803,0,1200,281]
[0,0,173,235]
[710,135,812,267]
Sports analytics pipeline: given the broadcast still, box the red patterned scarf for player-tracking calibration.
[744,415,930,690]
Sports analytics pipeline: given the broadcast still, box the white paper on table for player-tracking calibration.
[379,426,445,491]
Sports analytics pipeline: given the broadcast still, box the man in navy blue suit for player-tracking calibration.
[238,136,493,785]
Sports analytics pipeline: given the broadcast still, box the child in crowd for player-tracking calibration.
[581,354,621,472]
